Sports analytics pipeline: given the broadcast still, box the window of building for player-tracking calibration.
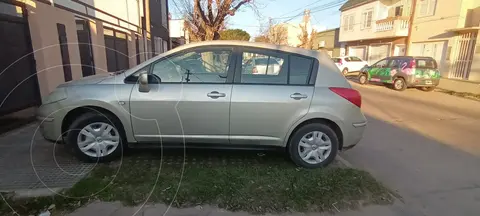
[418,0,436,17]
[395,5,404,16]
[151,49,232,83]
[241,52,288,84]
[343,14,355,31]
[161,0,168,28]
[154,36,163,55]
[361,9,373,29]
[348,14,355,31]
[289,55,313,85]
[0,1,23,18]
[104,28,129,72]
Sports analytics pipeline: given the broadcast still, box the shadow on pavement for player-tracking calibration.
[341,114,480,216]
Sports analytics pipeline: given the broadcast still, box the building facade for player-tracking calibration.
[409,0,480,81]
[169,19,189,48]
[0,0,169,116]
[339,0,412,64]
[312,28,343,57]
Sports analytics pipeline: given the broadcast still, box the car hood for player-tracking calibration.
[58,73,116,87]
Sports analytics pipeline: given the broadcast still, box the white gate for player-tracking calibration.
[450,32,478,79]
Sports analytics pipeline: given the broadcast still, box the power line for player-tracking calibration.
[276,0,327,18]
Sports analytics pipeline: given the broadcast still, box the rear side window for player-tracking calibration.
[289,55,313,85]
[344,57,352,62]
[416,59,437,69]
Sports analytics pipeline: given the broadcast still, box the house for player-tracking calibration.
[268,10,314,47]
[169,19,190,48]
[312,28,344,57]
[0,0,170,116]
[409,0,480,82]
[339,0,412,64]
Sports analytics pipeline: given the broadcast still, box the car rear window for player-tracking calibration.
[416,58,437,69]
[290,55,313,85]
[332,58,341,63]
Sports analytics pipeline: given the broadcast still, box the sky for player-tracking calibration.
[168,0,343,37]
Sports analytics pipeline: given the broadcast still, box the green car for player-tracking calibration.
[358,56,440,91]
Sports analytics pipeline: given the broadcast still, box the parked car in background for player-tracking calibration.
[332,56,369,75]
[243,57,282,75]
[37,41,367,169]
[358,56,440,91]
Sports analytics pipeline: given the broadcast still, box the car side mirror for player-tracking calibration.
[138,72,150,93]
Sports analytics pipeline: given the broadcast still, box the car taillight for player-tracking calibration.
[329,87,362,108]
[410,59,416,68]
[339,59,343,66]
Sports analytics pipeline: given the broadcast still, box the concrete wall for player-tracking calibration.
[89,20,108,74]
[25,1,83,97]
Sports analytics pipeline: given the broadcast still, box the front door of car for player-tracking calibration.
[129,47,235,144]
[368,58,389,82]
[229,48,315,146]
[349,56,364,71]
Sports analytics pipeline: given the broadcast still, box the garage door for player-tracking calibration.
[369,44,390,65]
[348,46,366,60]
[0,2,40,115]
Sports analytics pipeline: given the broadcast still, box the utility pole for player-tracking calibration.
[405,0,417,56]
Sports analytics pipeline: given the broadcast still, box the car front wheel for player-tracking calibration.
[288,123,339,168]
[359,73,368,85]
[66,112,125,162]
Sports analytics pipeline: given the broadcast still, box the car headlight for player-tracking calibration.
[42,88,67,105]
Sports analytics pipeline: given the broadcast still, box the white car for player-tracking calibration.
[332,56,369,75]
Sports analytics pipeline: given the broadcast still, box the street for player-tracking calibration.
[342,80,480,216]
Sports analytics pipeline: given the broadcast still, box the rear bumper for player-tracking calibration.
[407,78,440,87]
[341,120,367,150]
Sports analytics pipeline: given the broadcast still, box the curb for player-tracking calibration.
[336,155,353,168]
[1,187,65,199]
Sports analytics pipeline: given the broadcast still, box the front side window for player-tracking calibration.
[241,51,287,84]
[350,56,362,62]
[373,59,389,68]
[151,49,232,83]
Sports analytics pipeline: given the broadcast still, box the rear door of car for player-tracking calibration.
[229,47,316,146]
[415,58,440,82]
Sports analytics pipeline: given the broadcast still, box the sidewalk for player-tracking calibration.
[66,201,406,216]
[438,78,480,94]
[0,123,93,194]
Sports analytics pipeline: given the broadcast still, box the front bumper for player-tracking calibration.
[36,102,66,142]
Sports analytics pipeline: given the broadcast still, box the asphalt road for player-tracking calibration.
[341,80,480,216]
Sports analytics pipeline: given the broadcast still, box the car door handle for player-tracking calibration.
[290,93,308,100]
[207,91,226,98]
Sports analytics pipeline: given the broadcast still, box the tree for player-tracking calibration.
[173,0,258,41]
[297,23,316,49]
[254,35,268,43]
[255,19,288,45]
[219,29,250,41]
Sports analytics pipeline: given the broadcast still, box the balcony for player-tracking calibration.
[375,16,409,38]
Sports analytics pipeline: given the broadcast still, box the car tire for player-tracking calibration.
[419,86,435,92]
[288,123,339,169]
[66,112,126,163]
[358,73,368,85]
[342,68,349,76]
[393,78,407,91]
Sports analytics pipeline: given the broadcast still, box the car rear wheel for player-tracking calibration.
[393,78,407,91]
[66,112,125,162]
[358,73,368,85]
[288,123,339,168]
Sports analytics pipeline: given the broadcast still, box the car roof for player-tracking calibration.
[388,56,435,60]
[171,40,323,59]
